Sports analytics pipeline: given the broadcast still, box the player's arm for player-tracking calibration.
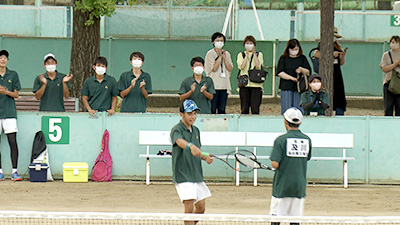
[271,161,279,169]
[176,138,201,157]
[0,86,19,98]
[82,95,97,116]
[179,83,195,102]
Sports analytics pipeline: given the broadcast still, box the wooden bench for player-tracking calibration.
[138,130,246,185]
[139,131,354,188]
[246,132,354,188]
[15,96,78,112]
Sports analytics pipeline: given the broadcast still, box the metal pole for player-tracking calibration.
[35,0,42,37]
[222,0,234,36]
[250,0,264,40]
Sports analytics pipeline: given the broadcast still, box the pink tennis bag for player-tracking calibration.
[91,129,113,182]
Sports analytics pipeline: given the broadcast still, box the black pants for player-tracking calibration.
[0,132,19,168]
[211,90,228,114]
[383,83,400,116]
[239,87,262,114]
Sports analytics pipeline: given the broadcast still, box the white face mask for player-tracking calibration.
[45,64,56,73]
[390,43,400,50]
[309,82,322,91]
[131,59,142,68]
[95,66,106,75]
[289,49,299,56]
[245,44,254,51]
[214,41,224,49]
[193,66,204,75]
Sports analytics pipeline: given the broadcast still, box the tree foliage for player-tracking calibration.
[74,0,116,25]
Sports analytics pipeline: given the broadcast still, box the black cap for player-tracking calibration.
[308,74,322,82]
[0,50,9,58]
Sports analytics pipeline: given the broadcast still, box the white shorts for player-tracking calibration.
[175,182,212,203]
[270,196,304,216]
[0,118,18,134]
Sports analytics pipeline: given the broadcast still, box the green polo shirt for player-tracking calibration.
[118,70,152,113]
[33,72,71,112]
[170,120,203,183]
[81,74,119,112]
[300,90,330,116]
[270,129,312,198]
[178,75,216,114]
[0,68,21,119]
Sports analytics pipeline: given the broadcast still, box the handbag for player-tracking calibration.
[388,51,400,95]
[237,73,248,88]
[297,73,309,93]
[248,53,268,83]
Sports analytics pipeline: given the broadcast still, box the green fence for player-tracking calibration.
[0,36,386,96]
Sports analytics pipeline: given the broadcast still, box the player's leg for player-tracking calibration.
[183,199,195,213]
[250,87,262,114]
[288,197,304,225]
[384,83,394,116]
[0,120,3,181]
[4,118,20,181]
[240,87,251,114]
[194,199,205,214]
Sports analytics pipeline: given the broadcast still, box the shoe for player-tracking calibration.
[11,172,22,181]
[0,173,4,181]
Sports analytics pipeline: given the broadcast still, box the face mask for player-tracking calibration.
[214,41,224,49]
[289,49,299,56]
[390,43,400,50]
[245,44,254,51]
[193,66,204,75]
[309,82,322,91]
[95,66,106,75]
[131,59,142,68]
[45,64,56,73]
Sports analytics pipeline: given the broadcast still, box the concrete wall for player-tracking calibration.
[1,111,399,184]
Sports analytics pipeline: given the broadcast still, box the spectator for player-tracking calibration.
[33,53,73,112]
[277,38,311,115]
[379,35,400,116]
[270,107,312,223]
[205,32,233,114]
[118,52,152,113]
[179,57,216,114]
[81,57,118,116]
[170,99,214,222]
[314,26,347,116]
[0,50,22,181]
[300,74,330,116]
[237,35,264,114]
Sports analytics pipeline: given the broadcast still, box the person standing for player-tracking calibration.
[270,107,312,224]
[170,99,214,225]
[314,26,347,116]
[379,35,400,116]
[81,57,119,116]
[277,39,311,115]
[179,57,215,114]
[0,50,22,181]
[300,74,330,116]
[237,35,264,114]
[33,53,73,112]
[118,52,152,113]
[205,32,233,114]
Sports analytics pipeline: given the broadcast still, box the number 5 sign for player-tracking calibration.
[41,116,70,144]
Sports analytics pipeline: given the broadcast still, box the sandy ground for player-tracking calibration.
[0,181,399,216]
[147,103,384,116]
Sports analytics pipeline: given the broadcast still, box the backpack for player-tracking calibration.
[309,47,319,74]
[91,129,113,182]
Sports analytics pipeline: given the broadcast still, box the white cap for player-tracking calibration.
[44,53,57,62]
[283,107,303,125]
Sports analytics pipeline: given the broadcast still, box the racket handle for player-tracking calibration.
[201,152,210,157]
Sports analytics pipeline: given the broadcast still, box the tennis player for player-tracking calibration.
[170,99,213,224]
[270,107,312,224]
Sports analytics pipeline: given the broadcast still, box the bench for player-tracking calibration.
[138,130,246,185]
[139,131,354,188]
[246,132,354,188]
[15,95,78,112]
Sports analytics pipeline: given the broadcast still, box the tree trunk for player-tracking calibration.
[377,1,391,10]
[70,0,100,111]
[320,0,334,116]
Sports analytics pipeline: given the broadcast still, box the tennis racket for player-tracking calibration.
[202,149,274,172]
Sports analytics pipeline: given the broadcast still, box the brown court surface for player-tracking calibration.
[0,181,399,216]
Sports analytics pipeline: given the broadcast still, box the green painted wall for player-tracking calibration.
[1,112,399,184]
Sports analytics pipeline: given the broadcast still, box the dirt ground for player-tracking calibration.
[147,103,384,116]
[0,181,399,216]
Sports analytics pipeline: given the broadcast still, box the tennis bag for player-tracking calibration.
[91,129,113,182]
[388,51,400,95]
[309,47,319,74]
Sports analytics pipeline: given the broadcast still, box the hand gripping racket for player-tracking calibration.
[202,149,274,172]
